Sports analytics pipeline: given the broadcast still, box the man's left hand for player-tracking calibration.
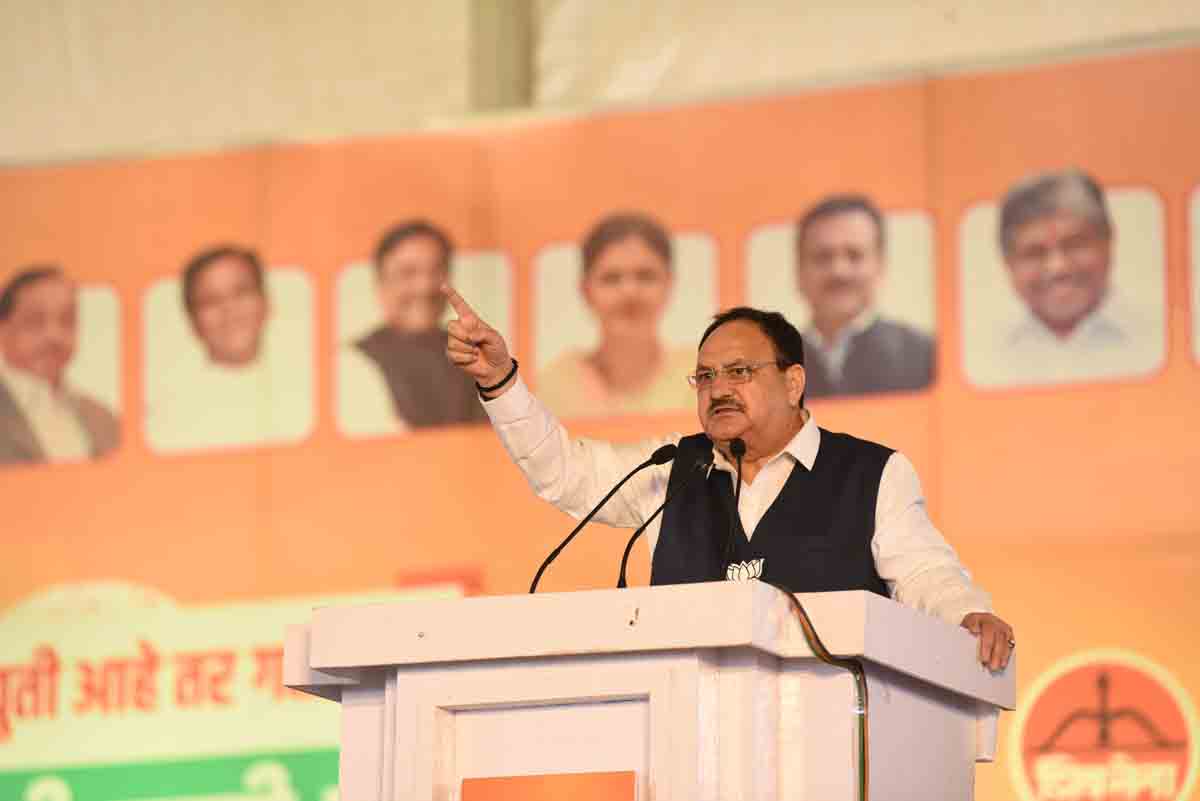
[961,612,1015,672]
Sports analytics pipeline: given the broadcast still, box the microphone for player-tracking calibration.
[723,438,747,567]
[615,452,714,588]
[529,443,677,593]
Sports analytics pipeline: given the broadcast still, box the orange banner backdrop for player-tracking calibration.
[3,45,1199,800]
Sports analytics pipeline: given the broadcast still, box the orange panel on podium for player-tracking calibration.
[461,771,635,800]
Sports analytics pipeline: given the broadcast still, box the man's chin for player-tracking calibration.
[392,313,442,332]
[817,295,866,321]
[704,414,748,441]
[1036,302,1096,334]
[209,344,261,367]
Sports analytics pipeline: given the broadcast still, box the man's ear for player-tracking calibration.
[793,258,808,299]
[579,275,596,310]
[185,312,202,341]
[372,274,390,318]
[786,364,807,407]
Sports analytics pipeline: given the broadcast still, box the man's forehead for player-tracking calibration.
[801,210,880,248]
[14,276,76,309]
[1016,210,1095,242]
[380,258,449,284]
[384,235,448,263]
[807,210,874,236]
[198,255,257,283]
[697,321,774,364]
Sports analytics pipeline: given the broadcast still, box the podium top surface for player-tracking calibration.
[298,581,1014,709]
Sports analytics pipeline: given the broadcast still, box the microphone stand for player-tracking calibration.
[616,455,713,588]
[529,444,676,593]
[723,438,747,568]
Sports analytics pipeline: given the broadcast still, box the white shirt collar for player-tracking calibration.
[711,409,820,475]
[0,359,66,408]
[1009,291,1127,348]
[803,307,878,351]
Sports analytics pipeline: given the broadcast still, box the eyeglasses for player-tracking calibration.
[687,360,786,389]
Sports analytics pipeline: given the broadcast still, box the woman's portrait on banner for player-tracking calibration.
[535,211,716,419]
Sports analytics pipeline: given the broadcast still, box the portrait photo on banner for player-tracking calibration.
[746,195,936,400]
[959,170,1166,390]
[0,267,121,468]
[1191,185,1200,364]
[534,211,717,420]
[143,245,314,454]
[335,219,511,438]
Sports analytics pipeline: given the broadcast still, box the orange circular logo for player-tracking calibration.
[1010,650,1198,801]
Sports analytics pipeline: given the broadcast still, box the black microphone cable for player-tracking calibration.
[722,438,747,568]
[529,443,677,593]
[761,578,871,801]
[615,453,714,588]
[721,436,868,799]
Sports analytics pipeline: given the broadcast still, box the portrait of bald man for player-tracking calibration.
[0,266,119,466]
[962,168,1165,388]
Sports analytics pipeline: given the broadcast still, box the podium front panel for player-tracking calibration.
[290,586,1013,800]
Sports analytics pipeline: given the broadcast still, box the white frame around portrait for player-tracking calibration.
[958,186,1166,390]
[141,267,314,452]
[745,210,936,337]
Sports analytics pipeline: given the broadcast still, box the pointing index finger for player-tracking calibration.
[442,284,478,323]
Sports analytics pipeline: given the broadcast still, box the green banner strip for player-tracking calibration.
[0,748,338,801]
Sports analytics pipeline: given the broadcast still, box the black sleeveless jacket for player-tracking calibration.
[649,430,892,597]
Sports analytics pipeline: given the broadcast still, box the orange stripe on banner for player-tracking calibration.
[393,565,485,596]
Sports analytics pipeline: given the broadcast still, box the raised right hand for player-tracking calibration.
[443,284,515,393]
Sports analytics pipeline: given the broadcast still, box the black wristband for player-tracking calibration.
[476,358,519,397]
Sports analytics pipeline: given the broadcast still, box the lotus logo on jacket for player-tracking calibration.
[725,558,764,582]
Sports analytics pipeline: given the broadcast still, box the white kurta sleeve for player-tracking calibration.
[482,376,678,529]
[871,451,993,625]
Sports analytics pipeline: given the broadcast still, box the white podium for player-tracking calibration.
[284,581,1014,800]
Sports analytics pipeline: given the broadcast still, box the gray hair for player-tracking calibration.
[997,169,1112,255]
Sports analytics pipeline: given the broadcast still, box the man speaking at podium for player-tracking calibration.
[443,286,1014,671]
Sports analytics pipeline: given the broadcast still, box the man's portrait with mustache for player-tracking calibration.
[793,194,935,399]
[340,219,490,434]
[0,266,119,466]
